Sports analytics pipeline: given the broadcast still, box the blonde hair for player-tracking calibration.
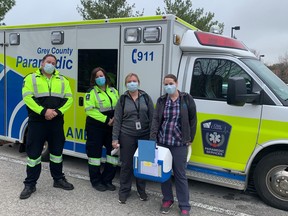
[124,73,140,85]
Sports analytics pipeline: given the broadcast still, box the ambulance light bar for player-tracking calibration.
[124,27,141,43]
[143,26,161,43]
[9,33,20,45]
[195,31,247,50]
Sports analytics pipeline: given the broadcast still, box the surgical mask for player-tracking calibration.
[126,82,138,92]
[95,77,106,86]
[164,84,177,95]
[43,63,55,74]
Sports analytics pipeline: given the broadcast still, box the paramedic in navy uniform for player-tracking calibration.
[112,73,154,204]
[20,54,74,199]
[84,67,119,192]
[150,74,197,216]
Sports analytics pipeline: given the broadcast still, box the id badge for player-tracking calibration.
[135,121,142,130]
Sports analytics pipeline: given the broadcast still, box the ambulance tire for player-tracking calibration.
[253,151,288,211]
[41,141,49,162]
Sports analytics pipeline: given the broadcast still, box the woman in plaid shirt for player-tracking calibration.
[150,74,197,216]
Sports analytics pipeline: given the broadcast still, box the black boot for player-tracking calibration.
[20,185,36,199]
[104,182,116,191]
[53,178,74,190]
[93,183,107,192]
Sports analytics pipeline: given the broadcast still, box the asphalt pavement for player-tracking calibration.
[1,143,288,216]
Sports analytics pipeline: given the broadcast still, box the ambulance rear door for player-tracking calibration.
[74,25,120,157]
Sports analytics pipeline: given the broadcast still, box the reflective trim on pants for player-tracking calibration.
[50,153,63,163]
[27,156,42,167]
[88,157,101,166]
[106,155,119,165]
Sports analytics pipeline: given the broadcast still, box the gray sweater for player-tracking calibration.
[112,90,154,140]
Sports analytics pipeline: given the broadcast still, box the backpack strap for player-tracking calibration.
[120,91,149,113]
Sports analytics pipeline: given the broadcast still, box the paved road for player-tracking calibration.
[0,143,287,216]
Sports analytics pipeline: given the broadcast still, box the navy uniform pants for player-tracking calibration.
[24,118,65,186]
[86,124,117,186]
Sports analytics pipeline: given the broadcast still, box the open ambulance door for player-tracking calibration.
[72,26,120,157]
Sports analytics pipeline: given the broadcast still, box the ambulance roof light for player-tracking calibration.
[124,27,141,43]
[9,33,20,45]
[195,31,247,50]
[51,31,64,45]
[143,26,162,43]
[209,25,221,34]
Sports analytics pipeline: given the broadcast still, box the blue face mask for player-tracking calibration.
[43,63,55,74]
[126,82,138,92]
[95,77,106,87]
[164,84,177,95]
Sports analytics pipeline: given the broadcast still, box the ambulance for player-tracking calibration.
[0,14,288,210]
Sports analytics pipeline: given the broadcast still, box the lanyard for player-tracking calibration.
[129,93,140,119]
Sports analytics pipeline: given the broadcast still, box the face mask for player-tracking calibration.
[95,77,106,86]
[43,63,55,74]
[126,82,138,92]
[164,84,177,95]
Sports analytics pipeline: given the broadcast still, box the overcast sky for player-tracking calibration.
[3,0,288,65]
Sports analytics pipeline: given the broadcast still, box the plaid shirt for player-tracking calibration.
[157,97,182,146]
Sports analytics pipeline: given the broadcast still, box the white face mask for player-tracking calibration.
[43,63,55,74]
[126,81,139,92]
[164,84,177,95]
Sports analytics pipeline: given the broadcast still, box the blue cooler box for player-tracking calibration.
[133,141,172,183]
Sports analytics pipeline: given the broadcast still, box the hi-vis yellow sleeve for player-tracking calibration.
[22,74,44,115]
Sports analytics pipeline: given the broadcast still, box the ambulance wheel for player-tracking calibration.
[41,141,49,162]
[253,151,288,211]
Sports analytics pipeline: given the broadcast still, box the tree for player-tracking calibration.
[77,0,143,20]
[156,0,224,33]
[268,53,288,83]
[0,0,15,24]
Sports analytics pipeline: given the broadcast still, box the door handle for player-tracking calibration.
[79,97,83,106]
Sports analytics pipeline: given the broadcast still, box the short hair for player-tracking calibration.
[89,67,111,87]
[42,54,57,62]
[164,74,178,82]
[124,73,140,85]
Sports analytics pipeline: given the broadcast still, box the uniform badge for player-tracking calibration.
[86,94,90,101]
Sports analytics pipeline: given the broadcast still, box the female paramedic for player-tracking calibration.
[150,74,197,216]
[112,73,154,204]
[84,67,119,192]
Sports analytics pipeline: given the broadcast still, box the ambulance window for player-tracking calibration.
[190,58,252,100]
[77,49,118,93]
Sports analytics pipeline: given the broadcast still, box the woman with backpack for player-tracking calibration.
[112,73,154,204]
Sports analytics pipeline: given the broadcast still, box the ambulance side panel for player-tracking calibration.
[0,31,5,137]
[1,27,76,145]
[120,20,189,103]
